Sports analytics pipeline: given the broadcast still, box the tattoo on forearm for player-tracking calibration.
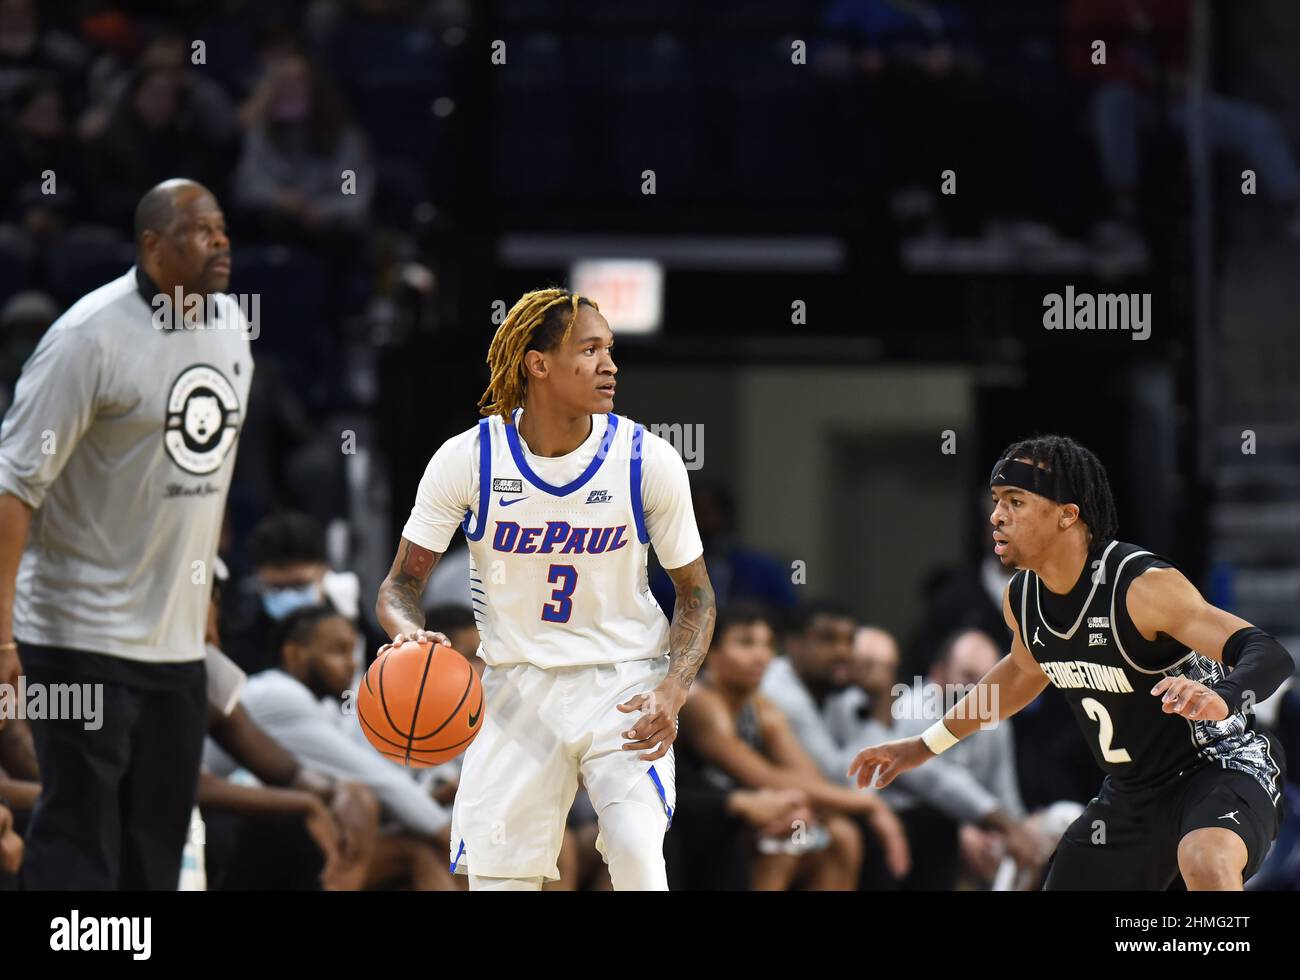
[667,581,715,689]
[401,543,434,579]
[380,541,442,630]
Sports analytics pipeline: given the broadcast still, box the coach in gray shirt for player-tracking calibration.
[0,179,253,889]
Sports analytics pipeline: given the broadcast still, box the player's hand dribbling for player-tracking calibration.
[847,736,931,789]
[619,679,688,761]
[378,629,451,657]
[1150,676,1229,722]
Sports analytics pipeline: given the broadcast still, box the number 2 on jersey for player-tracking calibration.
[541,564,578,623]
[1081,697,1132,763]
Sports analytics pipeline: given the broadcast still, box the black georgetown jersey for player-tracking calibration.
[1009,539,1281,802]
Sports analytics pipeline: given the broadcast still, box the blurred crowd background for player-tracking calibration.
[1,0,1299,888]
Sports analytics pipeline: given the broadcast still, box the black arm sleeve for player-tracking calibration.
[1212,627,1296,714]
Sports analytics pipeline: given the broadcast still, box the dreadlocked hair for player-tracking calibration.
[477,288,600,421]
[998,434,1119,543]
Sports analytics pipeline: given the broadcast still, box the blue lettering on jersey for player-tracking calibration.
[492,521,629,555]
[540,522,571,552]
[493,520,520,551]
[560,527,589,554]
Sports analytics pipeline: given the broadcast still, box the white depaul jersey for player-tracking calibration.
[402,409,702,669]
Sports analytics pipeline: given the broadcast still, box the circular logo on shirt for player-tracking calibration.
[164,364,241,475]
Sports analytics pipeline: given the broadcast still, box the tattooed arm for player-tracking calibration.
[374,537,450,651]
[663,555,716,691]
[619,555,716,761]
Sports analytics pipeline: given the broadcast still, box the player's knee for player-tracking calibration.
[599,802,663,859]
[1177,831,1244,888]
[598,801,667,889]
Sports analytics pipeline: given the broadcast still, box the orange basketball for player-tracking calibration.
[356,640,484,768]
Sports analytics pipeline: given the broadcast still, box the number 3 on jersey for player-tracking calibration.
[541,564,578,623]
[1081,697,1133,764]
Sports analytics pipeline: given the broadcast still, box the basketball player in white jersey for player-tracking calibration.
[375,289,716,891]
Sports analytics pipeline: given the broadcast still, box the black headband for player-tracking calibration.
[989,458,1075,504]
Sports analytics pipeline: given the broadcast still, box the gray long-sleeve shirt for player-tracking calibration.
[759,656,1007,824]
[204,668,449,837]
[0,267,253,663]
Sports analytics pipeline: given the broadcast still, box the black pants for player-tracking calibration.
[663,785,752,890]
[202,809,324,891]
[855,803,960,891]
[20,650,207,890]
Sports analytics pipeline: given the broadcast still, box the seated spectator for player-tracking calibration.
[760,602,1042,889]
[199,569,377,890]
[678,603,909,890]
[222,511,381,675]
[205,604,458,889]
[887,628,1048,888]
[201,647,377,891]
[665,746,810,891]
[78,30,237,147]
[2,564,378,891]
[0,0,87,106]
[233,49,373,248]
[84,62,230,228]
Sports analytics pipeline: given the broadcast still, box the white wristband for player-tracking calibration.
[921,720,959,755]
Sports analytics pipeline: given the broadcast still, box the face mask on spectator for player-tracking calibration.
[262,582,323,620]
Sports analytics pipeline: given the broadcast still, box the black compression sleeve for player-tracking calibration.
[1212,627,1296,714]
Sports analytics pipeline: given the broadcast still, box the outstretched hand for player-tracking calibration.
[847,736,931,790]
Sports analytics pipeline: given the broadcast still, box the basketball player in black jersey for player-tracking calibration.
[849,435,1293,890]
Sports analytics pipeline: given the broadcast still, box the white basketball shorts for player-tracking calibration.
[449,656,676,880]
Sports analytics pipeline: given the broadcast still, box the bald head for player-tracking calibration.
[134,179,212,245]
[934,629,1001,688]
[134,179,230,297]
[851,626,899,695]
